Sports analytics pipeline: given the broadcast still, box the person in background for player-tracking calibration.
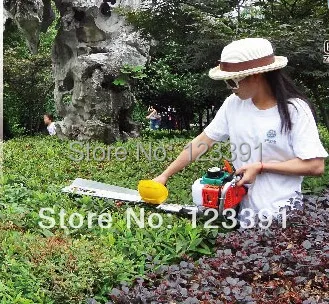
[146,106,161,130]
[44,113,56,135]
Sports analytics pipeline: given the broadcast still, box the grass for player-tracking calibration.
[1,128,328,303]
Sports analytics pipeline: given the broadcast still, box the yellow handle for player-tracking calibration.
[138,180,168,204]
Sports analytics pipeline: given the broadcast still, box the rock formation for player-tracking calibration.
[4,0,150,143]
[4,0,55,54]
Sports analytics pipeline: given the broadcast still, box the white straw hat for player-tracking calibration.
[209,38,288,80]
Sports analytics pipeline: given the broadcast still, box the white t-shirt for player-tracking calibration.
[47,122,56,135]
[204,93,328,219]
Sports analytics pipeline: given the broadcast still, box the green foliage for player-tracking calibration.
[303,125,329,194]
[237,0,329,128]
[120,0,235,127]
[2,125,328,302]
[318,125,329,149]
[132,99,149,127]
[4,51,54,136]
[113,64,147,87]
[2,135,230,303]
[3,14,58,138]
[122,0,329,130]
[0,229,134,303]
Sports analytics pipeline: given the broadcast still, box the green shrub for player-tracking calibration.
[3,17,58,138]
[318,125,329,151]
[2,135,226,303]
[2,129,328,303]
[299,124,329,194]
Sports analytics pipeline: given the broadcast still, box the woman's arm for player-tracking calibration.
[235,158,325,187]
[263,158,325,176]
[146,109,156,119]
[153,132,216,185]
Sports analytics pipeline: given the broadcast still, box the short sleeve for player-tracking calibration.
[48,123,57,136]
[203,95,231,142]
[289,99,328,160]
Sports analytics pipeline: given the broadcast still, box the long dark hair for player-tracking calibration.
[263,69,316,133]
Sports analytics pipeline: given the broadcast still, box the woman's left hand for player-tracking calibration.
[235,162,262,187]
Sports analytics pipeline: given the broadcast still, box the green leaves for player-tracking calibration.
[4,16,57,137]
[2,125,328,303]
[112,65,147,88]
[2,135,226,303]
[112,78,127,86]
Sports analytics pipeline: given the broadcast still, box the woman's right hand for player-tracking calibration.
[153,173,169,186]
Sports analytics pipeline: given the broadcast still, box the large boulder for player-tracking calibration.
[4,0,150,143]
[52,0,150,143]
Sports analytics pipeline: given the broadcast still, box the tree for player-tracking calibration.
[237,0,329,128]
[124,0,237,130]
[3,10,58,137]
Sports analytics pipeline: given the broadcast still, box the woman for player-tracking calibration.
[153,38,328,225]
[146,106,161,130]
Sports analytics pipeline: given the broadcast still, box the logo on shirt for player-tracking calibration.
[265,129,277,144]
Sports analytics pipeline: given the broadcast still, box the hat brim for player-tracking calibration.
[208,56,288,80]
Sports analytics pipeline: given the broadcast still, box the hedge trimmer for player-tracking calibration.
[62,160,247,216]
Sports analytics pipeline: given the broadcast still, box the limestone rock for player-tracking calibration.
[4,0,55,54]
[4,0,150,144]
[52,0,149,144]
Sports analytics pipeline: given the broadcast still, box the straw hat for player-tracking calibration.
[209,38,288,80]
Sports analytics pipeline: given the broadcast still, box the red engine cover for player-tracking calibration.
[202,185,247,210]
[224,186,247,209]
[202,185,220,208]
